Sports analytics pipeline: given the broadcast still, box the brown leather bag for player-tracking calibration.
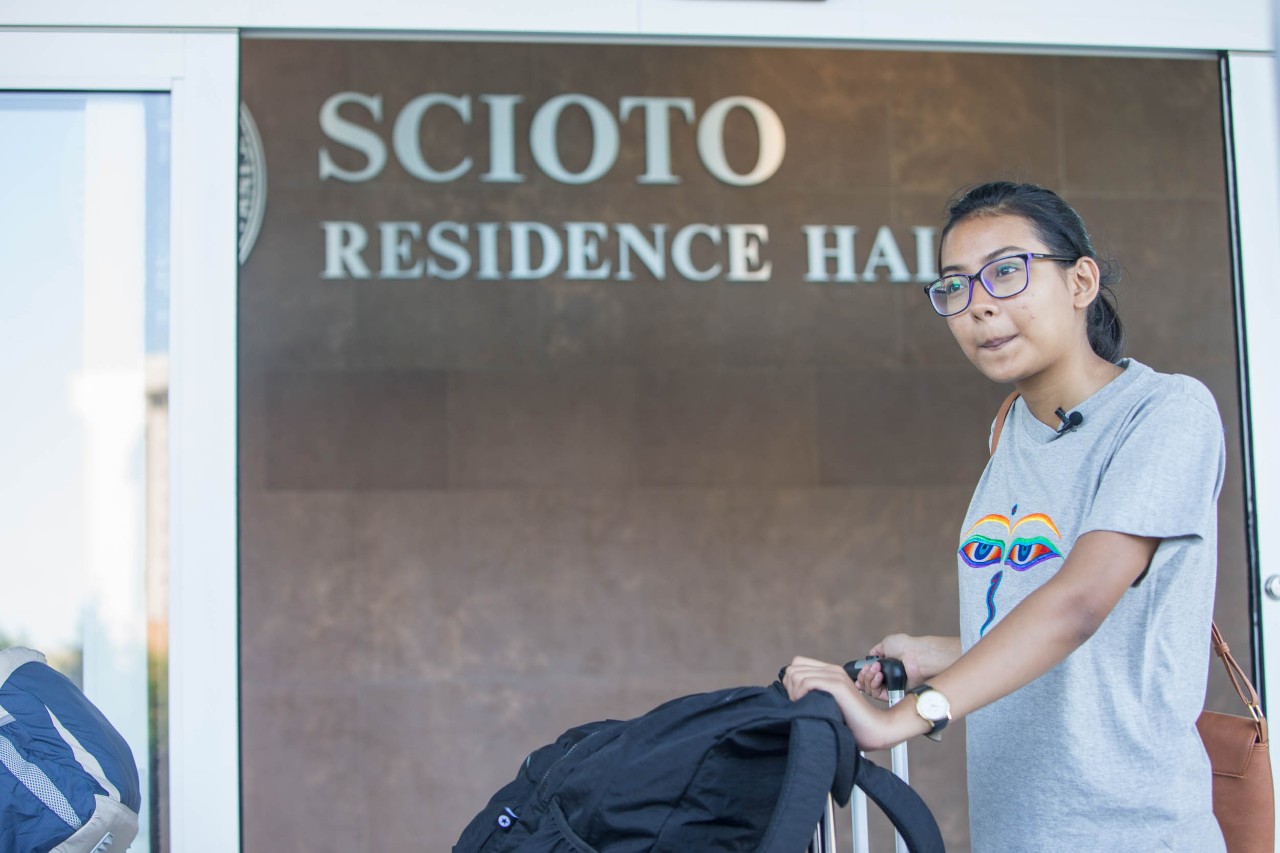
[991,391,1274,850]
[1197,624,1273,852]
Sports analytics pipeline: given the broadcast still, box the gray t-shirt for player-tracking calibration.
[958,359,1226,852]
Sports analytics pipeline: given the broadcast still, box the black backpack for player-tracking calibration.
[452,680,943,853]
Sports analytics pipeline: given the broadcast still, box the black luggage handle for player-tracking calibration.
[777,657,908,692]
[844,657,908,692]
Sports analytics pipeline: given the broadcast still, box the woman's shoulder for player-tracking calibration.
[1100,360,1228,507]
[1121,360,1222,424]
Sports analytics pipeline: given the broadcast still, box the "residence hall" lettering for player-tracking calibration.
[319,221,938,284]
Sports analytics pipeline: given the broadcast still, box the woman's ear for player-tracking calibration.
[1070,256,1102,310]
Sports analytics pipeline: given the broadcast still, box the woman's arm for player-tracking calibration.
[785,529,1158,749]
[927,529,1157,718]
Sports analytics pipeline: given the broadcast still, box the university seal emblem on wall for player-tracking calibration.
[238,102,267,265]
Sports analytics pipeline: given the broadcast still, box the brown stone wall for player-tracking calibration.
[238,40,1243,852]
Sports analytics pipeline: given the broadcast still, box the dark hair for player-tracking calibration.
[940,181,1124,363]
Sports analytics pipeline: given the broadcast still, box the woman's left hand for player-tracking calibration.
[781,656,920,751]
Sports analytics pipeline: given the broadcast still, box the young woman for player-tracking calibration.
[783,182,1226,850]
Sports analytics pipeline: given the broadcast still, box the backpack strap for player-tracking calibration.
[989,391,1020,455]
[851,758,945,853]
[756,713,852,853]
[754,693,944,853]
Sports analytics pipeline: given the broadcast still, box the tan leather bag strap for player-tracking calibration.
[990,391,1020,455]
[1211,622,1268,742]
[989,395,1266,740]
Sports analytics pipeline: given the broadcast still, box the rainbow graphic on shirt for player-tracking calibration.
[959,505,1064,635]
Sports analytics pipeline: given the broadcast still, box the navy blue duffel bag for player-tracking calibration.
[0,647,140,853]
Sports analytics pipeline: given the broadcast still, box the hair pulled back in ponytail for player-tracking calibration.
[941,181,1125,363]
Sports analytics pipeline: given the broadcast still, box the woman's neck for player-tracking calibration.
[1015,349,1125,429]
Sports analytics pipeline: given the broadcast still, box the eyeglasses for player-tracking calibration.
[923,253,1077,317]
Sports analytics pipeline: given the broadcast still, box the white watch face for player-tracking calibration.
[916,690,950,721]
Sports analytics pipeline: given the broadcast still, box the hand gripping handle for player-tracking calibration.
[776,657,908,692]
[844,656,908,692]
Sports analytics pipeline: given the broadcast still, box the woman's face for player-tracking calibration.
[939,213,1090,385]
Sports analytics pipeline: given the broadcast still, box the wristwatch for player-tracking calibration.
[907,685,951,742]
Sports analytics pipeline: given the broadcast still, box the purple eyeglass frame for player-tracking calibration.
[924,252,1078,317]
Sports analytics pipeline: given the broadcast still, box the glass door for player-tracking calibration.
[0,91,171,852]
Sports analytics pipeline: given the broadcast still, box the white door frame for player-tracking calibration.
[1225,51,1280,821]
[0,30,240,853]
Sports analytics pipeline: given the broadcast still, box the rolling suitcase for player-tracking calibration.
[810,657,923,853]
